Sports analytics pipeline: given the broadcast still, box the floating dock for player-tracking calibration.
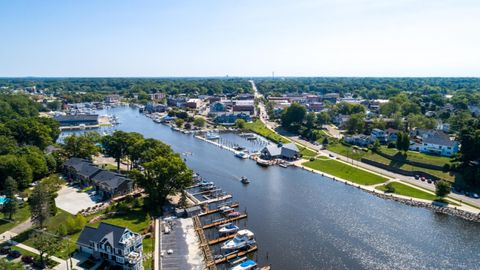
[199,203,239,217]
[202,214,248,230]
[206,246,258,267]
[208,234,236,246]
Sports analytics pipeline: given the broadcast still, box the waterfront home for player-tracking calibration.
[167,96,187,108]
[344,135,374,147]
[214,113,252,125]
[64,158,133,198]
[145,102,166,113]
[54,114,99,126]
[76,222,143,270]
[64,158,102,185]
[91,170,133,199]
[409,129,459,156]
[370,128,387,143]
[261,143,299,160]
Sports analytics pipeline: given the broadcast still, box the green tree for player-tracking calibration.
[132,153,193,211]
[281,103,306,129]
[16,146,48,181]
[30,232,63,265]
[102,131,131,171]
[385,182,396,193]
[175,118,185,128]
[0,259,24,270]
[3,177,18,220]
[435,180,451,198]
[315,111,330,126]
[64,133,100,160]
[344,113,365,134]
[305,112,316,129]
[235,119,246,129]
[0,154,33,189]
[29,183,52,228]
[372,139,381,153]
[193,117,206,127]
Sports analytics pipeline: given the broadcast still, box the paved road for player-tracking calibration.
[249,80,480,209]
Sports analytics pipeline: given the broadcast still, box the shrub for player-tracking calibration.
[385,183,395,193]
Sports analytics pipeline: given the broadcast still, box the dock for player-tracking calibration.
[202,214,248,230]
[206,246,258,267]
[199,203,239,217]
[208,234,236,246]
[193,216,217,270]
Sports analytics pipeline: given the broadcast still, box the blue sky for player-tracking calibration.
[1,0,479,77]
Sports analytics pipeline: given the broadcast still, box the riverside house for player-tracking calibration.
[409,129,459,157]
[261,143,300,160]
[77,222,143,270]
[64,158,133,199]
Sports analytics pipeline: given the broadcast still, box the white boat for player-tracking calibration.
[206,132,220,140]
[279,163,288,168]
[229,259,257,270]
[256,159,270,167]
[235,152,249,159]
[218,223,239,234]
[221,229,256,251]
[240,176,250,185]
[219,206,234,214]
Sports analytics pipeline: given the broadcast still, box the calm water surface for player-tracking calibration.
[64,107,480,270]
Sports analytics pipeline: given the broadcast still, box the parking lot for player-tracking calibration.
[160,218,203,270]
[55,185,104,214]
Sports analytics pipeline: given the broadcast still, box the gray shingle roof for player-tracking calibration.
[91,170,131,190]
[76,222,129,250]
[64,158,101,178]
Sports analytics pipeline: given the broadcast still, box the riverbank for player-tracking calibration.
[293,159,480,221]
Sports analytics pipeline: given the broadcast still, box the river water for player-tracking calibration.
[63,106,480,270]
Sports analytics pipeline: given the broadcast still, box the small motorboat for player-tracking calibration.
[279,163,288,168]
[235,152,249,159]
[226,211,241,218]
[218,224,239,234]
[220,206,234,214]
[221,229,256,251]
[240,176,250,185]
[206,132,220,140]
[229,259,257,270]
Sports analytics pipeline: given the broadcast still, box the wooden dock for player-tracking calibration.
[208,234,235,245]
[206,246,258,267]
[199,203,239,217]
[193,216,217,270]
[202,214,248,230]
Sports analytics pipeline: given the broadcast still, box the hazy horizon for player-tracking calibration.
[1,0,479,77]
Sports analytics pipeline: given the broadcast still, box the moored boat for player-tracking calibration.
[226,211,241,218]
[229,259,257,270]
[218,223,239,234]
[206,132,220,140]
[235,151,249,159]
[256,159,270,167]
[221,229,256,251]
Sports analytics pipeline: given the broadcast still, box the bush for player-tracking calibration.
[442,163,451,172]
[309,157,315,162]
[385,182,396,193]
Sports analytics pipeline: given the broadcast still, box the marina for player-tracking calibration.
[61,106,480,270]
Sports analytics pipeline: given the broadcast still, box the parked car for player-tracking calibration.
[329,153,335,158]
[414,175,420,180]
[0,246,11,255]
[22,255,35,264]
[473,193,479,199]
[420,177,426,181]
[8,250,21,258]
[427,179,432,184]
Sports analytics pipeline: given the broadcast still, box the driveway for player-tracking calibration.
[55,185,104,214]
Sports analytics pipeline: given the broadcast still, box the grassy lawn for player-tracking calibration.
[376,182,459,205]
[363,153,455,181]
[296,144,317,158]
[327,142,368,160]
[380,147,451,166]
[244,119,290,144]
[303,158,388,185]
[0,204,31,234]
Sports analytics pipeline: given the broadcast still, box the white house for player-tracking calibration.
[409,129,459,157]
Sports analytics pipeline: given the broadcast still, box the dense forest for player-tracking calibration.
[256,77,480,100]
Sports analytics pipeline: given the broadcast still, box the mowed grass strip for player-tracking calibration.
[303,158,388,185]
[244,119,290,144]
[376,182,438,201]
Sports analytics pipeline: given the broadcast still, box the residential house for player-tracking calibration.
[260,143,299,160]
[91,170,133,199]
[63,158,101,185]
[167,96,187,107]
[371,128,387,143]
[145,102,167,113]
[320,93,339,103]
[237,93,255,100]
[409,129,459,156]
[76,222,143,270]
[344,135,374,147]
[306,102,324,112]
[385,128,400,143]
[214,113,251,125]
